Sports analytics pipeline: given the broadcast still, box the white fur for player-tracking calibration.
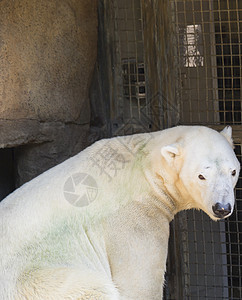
[0,126,240,299]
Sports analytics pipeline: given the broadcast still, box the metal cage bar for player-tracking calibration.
[171,0,242,126]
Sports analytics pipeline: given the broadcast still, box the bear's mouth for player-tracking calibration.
[213,214,231,220]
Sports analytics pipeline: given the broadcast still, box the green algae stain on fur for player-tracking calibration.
[20,216,83,269]
[20,211,107,275]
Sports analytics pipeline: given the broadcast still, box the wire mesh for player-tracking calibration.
[179,210,230,299]
[108,0,178,136]
[226,144,242,299]
[171,0,242,125]
[111,0,149,135]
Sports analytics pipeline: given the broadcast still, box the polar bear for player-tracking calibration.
[0,126,240,300]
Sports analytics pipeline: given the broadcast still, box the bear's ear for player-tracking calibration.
[220,126,234,147]
[161,144,180,164]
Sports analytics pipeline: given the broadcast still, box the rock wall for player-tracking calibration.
[0,0,98,186]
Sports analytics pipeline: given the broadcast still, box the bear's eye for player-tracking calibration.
[232,170,236,176]
[198,174,206,180]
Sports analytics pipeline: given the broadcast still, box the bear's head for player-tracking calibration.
[160,126,240,220]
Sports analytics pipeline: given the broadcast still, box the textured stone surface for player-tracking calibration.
[0,0,97,124]
[0,120,52,148]
[0,0,98,187]
[0,120,91,186]
[14,123,90,187]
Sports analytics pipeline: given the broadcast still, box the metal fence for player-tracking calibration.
[172,0,242,126]
[97,0,242,298]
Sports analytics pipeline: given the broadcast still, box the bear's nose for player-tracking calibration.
[212,202,231,218]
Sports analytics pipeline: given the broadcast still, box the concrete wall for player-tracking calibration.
[0,0,97,186]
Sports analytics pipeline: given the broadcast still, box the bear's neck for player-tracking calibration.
[144,169,178,221]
